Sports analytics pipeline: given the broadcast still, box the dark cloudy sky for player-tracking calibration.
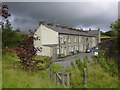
[3,2,118,32]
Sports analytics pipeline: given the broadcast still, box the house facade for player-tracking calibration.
[34,23,100,58]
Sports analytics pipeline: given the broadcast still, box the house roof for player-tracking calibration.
[85,30,100,36]
[44,25,96,37]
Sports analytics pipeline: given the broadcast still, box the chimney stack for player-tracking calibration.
[47,23,54,26]
[55,24,61,27]
[61,24,68,29]
[39,20,45,25]
[89,28,91,31]
[98,28,100,31]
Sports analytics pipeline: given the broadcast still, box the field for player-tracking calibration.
[101,35,111,38]
[2,50,118,88]
[2,50,61,88]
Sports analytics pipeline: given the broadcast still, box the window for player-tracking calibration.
[71,46,74,51]
[57,48,59,54]
[68,46,71,52]
[64,36,67,41]
[61,47,64,53]
[68,36,71,43]
[79,36,81,42]
[76,46,78,50]
[74,36,77,42]
[86,38,88,42]
[61,37,63,43]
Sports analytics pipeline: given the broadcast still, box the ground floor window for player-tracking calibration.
[57,48,59,54]
[61,47,64,54]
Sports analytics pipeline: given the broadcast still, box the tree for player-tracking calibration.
[15,28,20,32]
[109,19,120,61]
[101,30,114,37]
[110,19,120,40]
[2,19,27,47]
[15,31,43,71]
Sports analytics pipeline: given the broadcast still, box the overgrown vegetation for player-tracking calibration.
[2,49,59,88]
[14,31,44,71]
[101,34,111,38]
[2,19,28,48]
[67,54,118,88]
[52,64,63,72]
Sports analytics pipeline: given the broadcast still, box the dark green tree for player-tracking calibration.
[110,19,120,41]
[2,19,28,47]
[109,19,120,61]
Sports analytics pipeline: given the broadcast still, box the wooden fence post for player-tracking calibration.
[61,69,65,86]
[66,73,70,87]
[84,68,87,87]
[54,72,57,85]
[50,63,52,80]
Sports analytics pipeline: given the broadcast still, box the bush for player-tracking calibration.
[83,56,88,68]
[97,51,118,76]
[70,68,84,88]
[71,61,75,68]
[75,58,84,71]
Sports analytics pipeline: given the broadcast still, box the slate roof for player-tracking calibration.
[45,25,96,37]
[85,30,100,36]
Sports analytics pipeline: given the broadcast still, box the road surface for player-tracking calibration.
[54,52,94,70]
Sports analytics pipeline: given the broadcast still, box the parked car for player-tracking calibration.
[95,46,99,50]
[93,49,98,56]
[85,48,91,53]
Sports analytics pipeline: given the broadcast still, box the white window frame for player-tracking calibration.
[61,37,64,43]
[64,36,67,41]
[79,36,81,42]
[74,36,77,42]
[68,36,71,43]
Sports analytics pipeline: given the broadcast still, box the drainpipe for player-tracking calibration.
[78,35,80,51]
[58,34,61,56]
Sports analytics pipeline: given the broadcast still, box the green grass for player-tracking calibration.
[2,49,118,88]
[2,49,62,88]
[51,64,63,72]
[87,62,118,88]
[101,35,111,38]
[69,62,118,88]
[0,60,2,89]
[69,57,118,88]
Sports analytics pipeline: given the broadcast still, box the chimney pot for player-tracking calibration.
[89,28,91,31]
[39,20,45,25]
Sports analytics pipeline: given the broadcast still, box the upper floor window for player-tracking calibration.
[64,36,67,41]
[79,36,81,42]
[61,37,64,43]
[74,36,77,42]
[86,37,88,42]
[68,36,71,43]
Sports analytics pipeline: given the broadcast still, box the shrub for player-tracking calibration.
[14,31,49,71]
[75,58,80,65]
[83,56,88,68]
[71,61,75,68]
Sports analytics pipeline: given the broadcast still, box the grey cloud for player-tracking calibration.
[4,2,118,31]
[118,1,120,18]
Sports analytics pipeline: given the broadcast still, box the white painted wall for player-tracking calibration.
[41,25,59,45]
[34,25,58,56]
